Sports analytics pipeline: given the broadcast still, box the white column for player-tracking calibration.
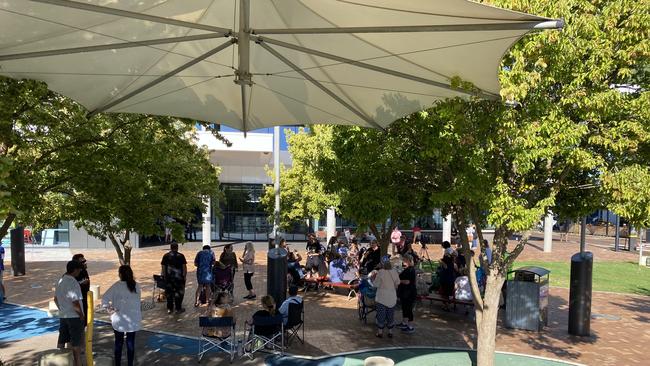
[326,207,336,241]
[442,214,452,243]
[544,212,554,253]
[273,126,281,241]
[202,196,211,246]
[313,218,319,233]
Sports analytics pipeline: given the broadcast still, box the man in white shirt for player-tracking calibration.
[278,285,303,325]
[54,260,85,366]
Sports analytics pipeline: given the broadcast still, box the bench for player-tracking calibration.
[321,281,359,300]
[417,294,474,313]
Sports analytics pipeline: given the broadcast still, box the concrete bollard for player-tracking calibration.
[364,356,395,366]
[38,350,73,366]
[90,285,101,302]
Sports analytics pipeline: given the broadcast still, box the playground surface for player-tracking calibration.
[1,232,648,365]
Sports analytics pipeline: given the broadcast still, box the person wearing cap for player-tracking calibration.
[54,260,85,366]
[72,253,90,326]
[370,255,400,338]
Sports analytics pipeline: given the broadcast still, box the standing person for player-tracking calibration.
[240,241,256,300]
[219,244,238,271]
[54,261,85,366]
[72,254,90,326]
[102,265,142,366]
[361,240,381,274]
[161,242,187,314]
[412,225,422,243]
[390,227,402,255]
[0,240,6,301]
[397,255,417,334]
[371,256,400,338]
[305,233,320,253]
[194,245,215,307]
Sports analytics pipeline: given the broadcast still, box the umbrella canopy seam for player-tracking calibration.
[31,0,232,34]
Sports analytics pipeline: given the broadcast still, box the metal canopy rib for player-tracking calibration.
[255,36,496,99]
[30,0,232,34]
[0,33,228,61]
[257,40,383,130]
[252,20,564,35]
[88,39,235,117]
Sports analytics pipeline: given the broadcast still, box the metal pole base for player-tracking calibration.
[568,252,593,336]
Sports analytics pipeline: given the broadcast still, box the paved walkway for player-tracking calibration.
[1,235,648,365]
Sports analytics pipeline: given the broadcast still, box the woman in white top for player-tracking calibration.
[371,256,401,338]
[239,241,256,300]
[102,265,142,366]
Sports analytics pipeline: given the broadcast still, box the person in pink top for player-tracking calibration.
[390,227,402,255]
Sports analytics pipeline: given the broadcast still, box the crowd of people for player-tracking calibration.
[434,236,492,311]
[49,230,489,364]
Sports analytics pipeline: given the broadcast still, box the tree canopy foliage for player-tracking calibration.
[0,76,223,264]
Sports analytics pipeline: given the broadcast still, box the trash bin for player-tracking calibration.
[10,226,26,276]
[504,266,550,331]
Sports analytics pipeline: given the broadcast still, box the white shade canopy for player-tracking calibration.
[0,0,561,131]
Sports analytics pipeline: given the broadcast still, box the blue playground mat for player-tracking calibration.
[0,303,60,342]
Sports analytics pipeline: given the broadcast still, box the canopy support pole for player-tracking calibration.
[257,41,383,130]
[30,0,232,34]
[88,39,235,116]
[252,20,564,35]
[235,0,252,134]
[0,33,229,61]
[255,36,496,99]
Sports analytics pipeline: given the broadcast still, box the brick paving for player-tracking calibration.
[1,235,649,365]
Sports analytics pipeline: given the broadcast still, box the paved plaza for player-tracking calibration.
[1,233,648,365]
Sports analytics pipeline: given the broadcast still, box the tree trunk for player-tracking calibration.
[108,233,126,266]
[123,230,132,266]
[476,270,506,366]
[0,213,17,241]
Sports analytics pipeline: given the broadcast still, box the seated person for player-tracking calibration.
[278,285,303,325]
[287,249,304,282]
[202,292,234,338]
[248,295,280,339]
[438,242,457,308]
[329,253,346,283]
[454,268,473,301]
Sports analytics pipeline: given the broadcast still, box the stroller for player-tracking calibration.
[211,264,234,300]
[357,276,376,324]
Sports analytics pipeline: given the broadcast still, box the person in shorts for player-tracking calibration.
[54,260,85,366]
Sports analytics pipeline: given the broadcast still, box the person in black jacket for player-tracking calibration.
[361,240,381,274]
[397,254,417,333]
[72,253,90,326]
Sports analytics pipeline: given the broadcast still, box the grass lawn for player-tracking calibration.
[514,261,650,296]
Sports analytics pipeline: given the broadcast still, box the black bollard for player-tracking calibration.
[10,226,26,276]
[267,247,287,307]
[568,252,592,336]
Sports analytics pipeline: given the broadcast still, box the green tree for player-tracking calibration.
[407,1,650,364]
[58,116,221,265]
[0,76,225,264]
[261,127,339,232]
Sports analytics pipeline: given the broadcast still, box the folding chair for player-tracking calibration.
[198,316,237,363]
[243,315,284,359]
[152,274,167,305]
[285,302,304,346]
